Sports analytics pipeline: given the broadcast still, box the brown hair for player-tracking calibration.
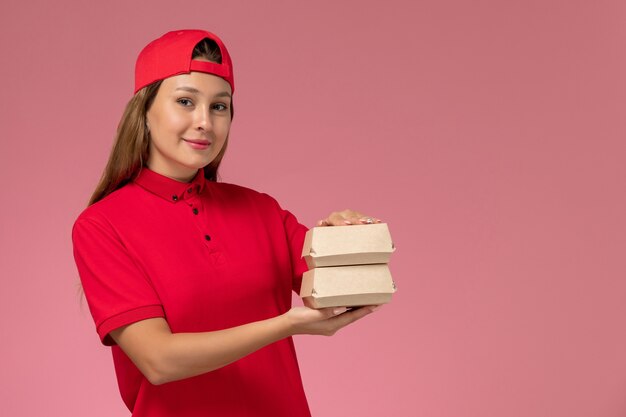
[87,38,233,207]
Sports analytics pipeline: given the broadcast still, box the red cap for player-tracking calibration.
[134,29,234,94]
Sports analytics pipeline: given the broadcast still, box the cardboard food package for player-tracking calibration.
[301,223,395,268]
[299,223,397,308]
[300,264,396,308]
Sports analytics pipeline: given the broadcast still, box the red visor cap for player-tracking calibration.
[134,29,234,95]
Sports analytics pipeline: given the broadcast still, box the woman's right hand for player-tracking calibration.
[284,305,380,337]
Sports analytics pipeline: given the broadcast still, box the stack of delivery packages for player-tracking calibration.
[300,223,397,308]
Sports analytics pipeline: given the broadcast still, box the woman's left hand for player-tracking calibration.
[316,209,382,227]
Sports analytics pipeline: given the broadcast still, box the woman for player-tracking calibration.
[72,29,382,417]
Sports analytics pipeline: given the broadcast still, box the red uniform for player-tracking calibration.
[72,166,312,416]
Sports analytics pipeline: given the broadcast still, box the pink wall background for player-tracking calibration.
[1,0,625,416]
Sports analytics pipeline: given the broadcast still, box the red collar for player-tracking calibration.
[134,167,206,203]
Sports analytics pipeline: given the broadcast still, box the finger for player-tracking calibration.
[358,216,382,224]
[347,214,371,225]
[324,210,353,226]
[317,306,348,318]
[328,305,375,328]
[324,210,380,226]
[339,210,378,225]
[342,210,364,225]
[326,212,352,226]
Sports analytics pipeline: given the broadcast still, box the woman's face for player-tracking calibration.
[145,67,232,182]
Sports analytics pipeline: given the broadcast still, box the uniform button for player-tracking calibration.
[204,234,211,241]
[192,208,199,215]
[187,188,193,193]
[172,195,178,201]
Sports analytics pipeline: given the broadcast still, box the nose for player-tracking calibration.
[194,106,212,132]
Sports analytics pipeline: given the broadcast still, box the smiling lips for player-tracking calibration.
[183,138,211,149]
[183,138,211,145]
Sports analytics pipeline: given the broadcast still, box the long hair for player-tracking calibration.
[87,38,233,207]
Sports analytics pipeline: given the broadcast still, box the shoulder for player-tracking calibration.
[72,184,141,233]
[210,181,297,226]
[212,181,281,208]
[212,180,270,198]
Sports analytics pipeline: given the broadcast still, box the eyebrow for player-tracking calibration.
[174,86,231,98]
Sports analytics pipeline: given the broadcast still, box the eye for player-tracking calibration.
[177,98,193,107]
[213,103,228,112]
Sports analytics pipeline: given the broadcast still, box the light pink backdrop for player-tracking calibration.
[1,0,625,416]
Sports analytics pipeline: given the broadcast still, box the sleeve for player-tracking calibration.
[72,216,165,346]
[260,193,310,294]
[280,207,310,294]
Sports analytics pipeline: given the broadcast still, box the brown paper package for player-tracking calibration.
[300,223,397,308]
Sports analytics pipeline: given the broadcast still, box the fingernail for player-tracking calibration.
[333,307,348,315]
[343,220,352,225]
[369,306,381,312]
